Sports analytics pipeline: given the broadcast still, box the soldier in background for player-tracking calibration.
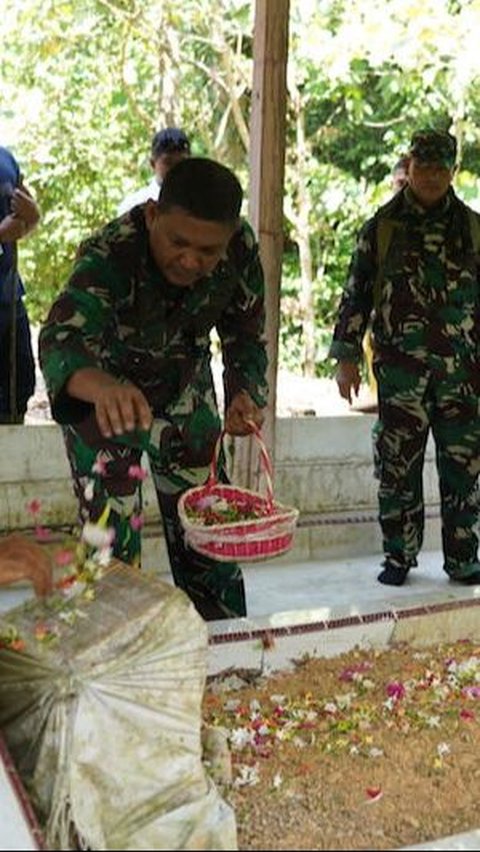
[39,158,268,621]
[329,129,480,588]
[390,154,409,194]
[117,127,191,215]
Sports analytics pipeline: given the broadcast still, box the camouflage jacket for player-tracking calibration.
[39,209,268,424]
[329,187,480,382]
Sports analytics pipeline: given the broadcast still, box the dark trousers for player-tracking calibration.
[376,368,480,580]
[0,302,35,422]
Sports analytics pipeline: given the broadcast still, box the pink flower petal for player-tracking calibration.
[54,549,75,567]
[34,525,52,542]
[92,458,107,476]
[196,495,218,511]
[462,686,480,699]
[128,465,148,481]
[130,513,145,531]
[386,681,406,700]
[26,499,42,516]
[366,787,383,802]
[339,661,374,682]
[460,709,475,721]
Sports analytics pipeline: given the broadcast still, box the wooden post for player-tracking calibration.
[233,0,290,488]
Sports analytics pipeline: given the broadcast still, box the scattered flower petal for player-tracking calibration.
[81,523,115,549]
[26,499,41,516]
[272,772,283,789]
[369,747,384,759]
[365,787,383,802]
[462,686,480,699]
[460,709,475,721]
[34,525,52,542]
[386,681,406,701]
[233,764,260,788]
[54,549,75,567]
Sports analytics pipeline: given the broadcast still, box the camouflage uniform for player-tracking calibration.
[329,185,480,581]
[39,207,268,619]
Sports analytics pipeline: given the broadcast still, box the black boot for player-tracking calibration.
[377,561,410,586]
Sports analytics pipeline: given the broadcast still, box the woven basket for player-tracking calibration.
[178,428,299,563]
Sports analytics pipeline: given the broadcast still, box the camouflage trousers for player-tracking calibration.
[61,398,247,621]
[374,366,480,580]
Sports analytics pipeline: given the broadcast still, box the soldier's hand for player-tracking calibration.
[66,368,153,437]
[225,390,265,436]
[335,361,361,405]
[0,534,53,597]
[11,187,39,227]
[93,382,153,437]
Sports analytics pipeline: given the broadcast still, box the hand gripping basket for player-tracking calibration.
[178,428,299,563]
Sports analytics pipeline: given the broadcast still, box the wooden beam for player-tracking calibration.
[250,0,289,448]
[235,0,289,488]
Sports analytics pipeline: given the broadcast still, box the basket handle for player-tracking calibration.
[207,422,274,505]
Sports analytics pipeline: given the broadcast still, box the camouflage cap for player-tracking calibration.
[409,129,457,168]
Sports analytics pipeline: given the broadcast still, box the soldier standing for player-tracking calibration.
[329,129,480,587]
[39,158,268,620]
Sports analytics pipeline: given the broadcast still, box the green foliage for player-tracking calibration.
[1,0,480,379]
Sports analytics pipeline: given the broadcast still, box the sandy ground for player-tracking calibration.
[204,639,480,851]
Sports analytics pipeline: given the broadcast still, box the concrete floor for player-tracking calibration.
[2,547,479,620]
[242,548,480,621]
[207,548,480,678]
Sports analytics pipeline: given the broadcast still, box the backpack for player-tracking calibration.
[372,204,480,312]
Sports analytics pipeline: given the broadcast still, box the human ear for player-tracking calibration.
[144,199,158,230]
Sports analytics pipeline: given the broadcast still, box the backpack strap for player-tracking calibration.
[373,218,401,312]
[466,207,480,255]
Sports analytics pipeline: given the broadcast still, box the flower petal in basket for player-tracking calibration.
[178,429,299,563]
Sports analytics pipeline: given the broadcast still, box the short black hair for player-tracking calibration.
[151,127,190,159]
[157,157,243,223]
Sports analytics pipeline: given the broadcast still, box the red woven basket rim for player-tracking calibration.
[178,484,298,534]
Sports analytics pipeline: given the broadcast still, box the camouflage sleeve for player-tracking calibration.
[216,219,269,410]
[39,244,118,423]
[328,219,377,362]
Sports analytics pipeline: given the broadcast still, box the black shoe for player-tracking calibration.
[377,563,410,586]
[449,570,480,586]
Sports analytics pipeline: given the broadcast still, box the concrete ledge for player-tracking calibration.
[401,829,480,850]
[0,417,440,528]
[0,418,443,580]
[206,595,480,676]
